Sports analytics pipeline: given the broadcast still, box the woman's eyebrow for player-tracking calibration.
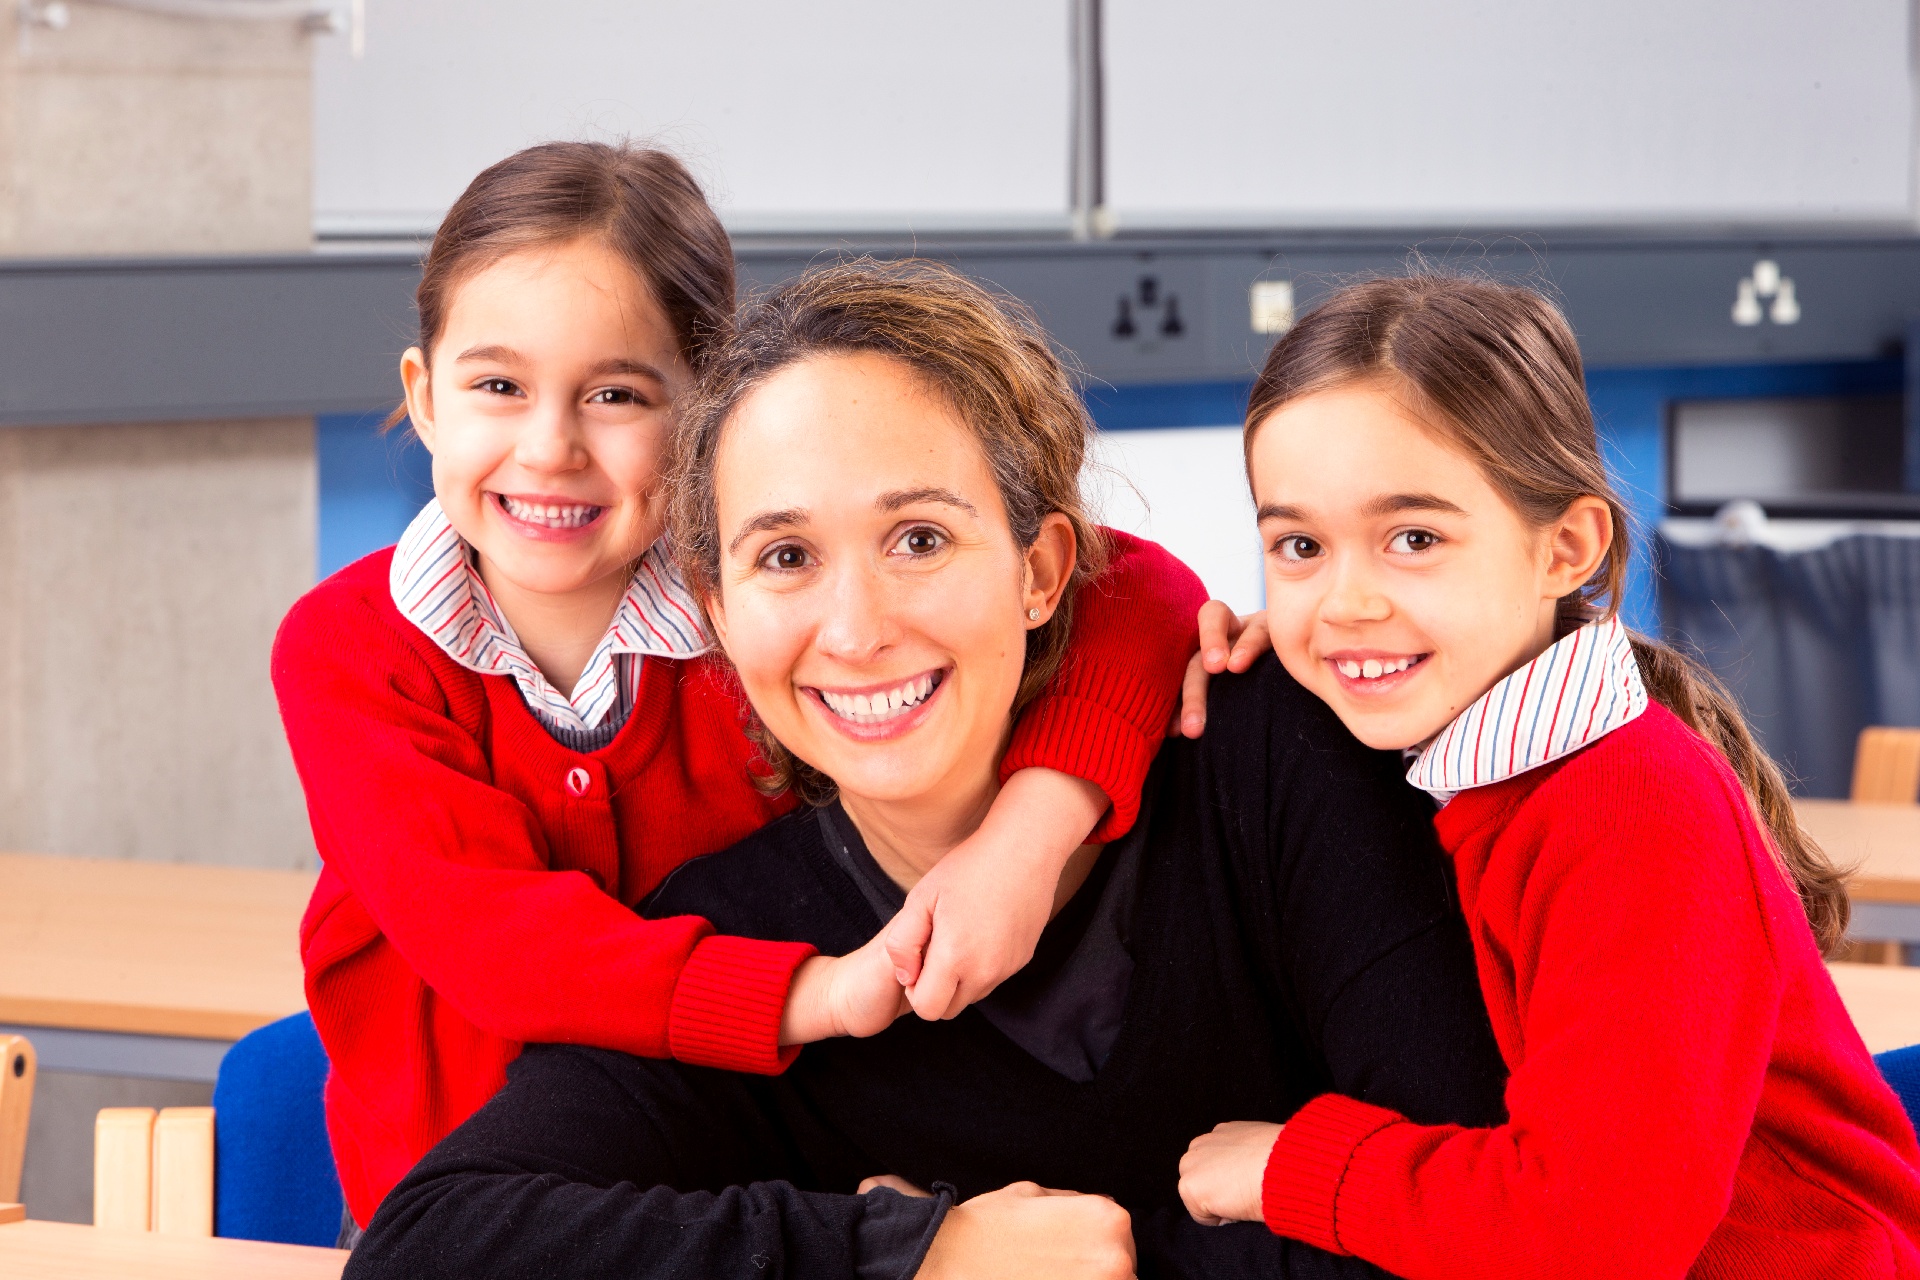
[877,487,978,516]
[727,508,808,555]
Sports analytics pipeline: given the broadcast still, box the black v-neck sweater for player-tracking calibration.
[346,655,1508,1280]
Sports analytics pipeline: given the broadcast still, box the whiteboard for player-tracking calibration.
[312,1,1071,236]
[1105,0,1912,225]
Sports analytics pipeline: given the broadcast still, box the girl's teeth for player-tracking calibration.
[501,496,601,528]
[1340,657,1416,681]
[1362,659,1383,679]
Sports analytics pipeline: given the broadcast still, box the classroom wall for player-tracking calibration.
[312,0,1915,235]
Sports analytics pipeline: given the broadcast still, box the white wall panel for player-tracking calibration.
[1086,426,1264,614]
[1106,0,1912,225]
[312,1,1070,235]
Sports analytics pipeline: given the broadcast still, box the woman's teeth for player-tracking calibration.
[1338,656,1417,680]
[818,673,939,724]
[499,495,603,528]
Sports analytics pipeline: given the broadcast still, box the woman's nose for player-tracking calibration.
[813,562,897,664]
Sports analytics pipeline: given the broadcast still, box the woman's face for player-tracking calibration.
[708,351,1072,808]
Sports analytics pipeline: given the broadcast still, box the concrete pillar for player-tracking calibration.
[0,419,317,868]
[0,2,314,256]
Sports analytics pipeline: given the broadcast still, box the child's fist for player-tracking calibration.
[1178,1120,1282,1226]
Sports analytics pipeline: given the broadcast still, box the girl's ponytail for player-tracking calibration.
[1628,634,1850,955]
[1247,272,1852,956]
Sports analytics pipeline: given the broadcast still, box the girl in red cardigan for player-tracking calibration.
[1177,275,1920,1277]
[272,141,1210,1229]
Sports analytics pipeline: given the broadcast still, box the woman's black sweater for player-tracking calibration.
[346,656,1508,1280]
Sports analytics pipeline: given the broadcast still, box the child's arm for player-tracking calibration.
[277,587,812,1077]
[878,530,1209,1019]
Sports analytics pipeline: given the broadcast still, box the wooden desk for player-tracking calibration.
[0,1218,344,1279]
[1795,799,1920,945]
[1829,962,1920,1054]
[0,853,314,1077]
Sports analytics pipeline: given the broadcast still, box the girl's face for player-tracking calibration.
[1247,379,1610,752]
[403,236,692,599]
[706,351,1073,809]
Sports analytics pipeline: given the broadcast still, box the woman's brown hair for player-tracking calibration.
[1245,273,1850,955]
[668,257,1109,804]
[388,140,734,425]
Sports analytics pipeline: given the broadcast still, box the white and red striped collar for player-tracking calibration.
[1406,616,1647,804]
[389,499,711,733]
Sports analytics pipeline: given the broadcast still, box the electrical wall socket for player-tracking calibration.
[1250,280,1294,334]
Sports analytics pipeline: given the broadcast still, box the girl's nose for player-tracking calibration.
[1319,555,1391,626]
[514,403,588,474]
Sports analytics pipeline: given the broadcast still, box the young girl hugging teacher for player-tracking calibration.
[1178,275,1920,1277]
[272,141,1208,1233]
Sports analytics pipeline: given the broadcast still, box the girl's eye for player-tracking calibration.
[760,543,812,573]
[1275,534,1322,562]
[892,526,947,558]
[587,387,640,406]
[477,377,521,397]
[1388,529,1441,554]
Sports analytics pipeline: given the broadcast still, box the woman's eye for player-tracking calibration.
[893,527,947,557]
[1388,529,1441,554]
[1275,534,1322,562]
[761,543,812,572]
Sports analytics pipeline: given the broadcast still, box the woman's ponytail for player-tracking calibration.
[1628,635,1851,956]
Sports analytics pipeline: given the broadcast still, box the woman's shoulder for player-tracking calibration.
[641,808,871,952]
[1189,650,1406,788]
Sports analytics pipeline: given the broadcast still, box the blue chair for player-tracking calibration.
[211,1012,343,1246]
[1876,1044,1920,1131]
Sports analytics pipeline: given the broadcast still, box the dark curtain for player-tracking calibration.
[1655,533,1920,797]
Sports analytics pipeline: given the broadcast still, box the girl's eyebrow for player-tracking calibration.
[452,346,667,384]
[1361,492,1468,518]
[454,343,521,364]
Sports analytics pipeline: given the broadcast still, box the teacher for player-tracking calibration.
[345,260,1508,1280]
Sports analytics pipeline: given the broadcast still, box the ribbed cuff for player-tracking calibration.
[1001,693,1158,842]
[666,934,817,1074]
[1262,1094,1407,1254]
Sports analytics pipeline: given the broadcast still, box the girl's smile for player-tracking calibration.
[1325,649,1430,696]
[490,491,611,540]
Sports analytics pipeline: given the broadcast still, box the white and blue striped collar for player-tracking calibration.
[389,499,712,733]
[1406,616,1647,804]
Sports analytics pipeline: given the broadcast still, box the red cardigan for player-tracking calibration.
[273,530,1203,1226]
[1263,704,1920,1278]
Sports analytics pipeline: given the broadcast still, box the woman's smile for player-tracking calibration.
[804,668,950,741]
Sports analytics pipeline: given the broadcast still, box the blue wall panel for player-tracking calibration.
[316,412,432,581]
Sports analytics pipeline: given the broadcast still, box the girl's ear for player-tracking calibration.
[401,346,437,452]
[1542,496,1613,597]
[1020,513,1078,628]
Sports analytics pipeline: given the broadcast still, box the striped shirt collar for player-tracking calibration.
[1406,616,1647,804]
[389,499,712,733]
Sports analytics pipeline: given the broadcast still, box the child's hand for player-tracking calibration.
[1178,603,1272,738]
[779,929,910,1045]
[883,768,1106,1019]
[1178,1120,1282,1226]
[918,1181,1136,1280]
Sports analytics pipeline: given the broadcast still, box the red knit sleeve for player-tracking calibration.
[275,572,809,1076]
[1000,529,1206,841]
[1259,739,1789,1279]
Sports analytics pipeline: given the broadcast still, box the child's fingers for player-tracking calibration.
[906,932,964,1020]
[883,897,934,988]
[1228,610,1272,673]
[1178,650,1211,739]
[1194,600,1238,674]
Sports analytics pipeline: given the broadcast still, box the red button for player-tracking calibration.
[565,767,591,797]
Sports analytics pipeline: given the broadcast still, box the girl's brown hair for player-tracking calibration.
[1245,273,1850,955]
[391,140,734,426]
[668,257,1109,804]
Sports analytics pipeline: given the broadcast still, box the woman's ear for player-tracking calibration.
[1542,496,1613,597]
[400,346,437,452]
[704,591,730,648]
[1021,513,1078,628]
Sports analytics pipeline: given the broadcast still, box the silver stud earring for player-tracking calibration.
[1027,607,1041,621]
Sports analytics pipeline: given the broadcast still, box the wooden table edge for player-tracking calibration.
[0,997,297,1043]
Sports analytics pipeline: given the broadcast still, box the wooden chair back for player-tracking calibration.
[0,1034,35,1212]
[1853,727,1920,805]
